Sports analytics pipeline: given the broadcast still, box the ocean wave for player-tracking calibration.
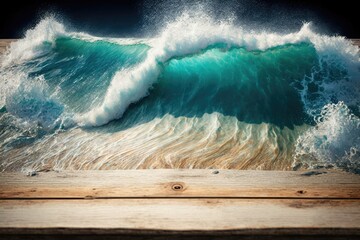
[0,13,359,172]
[75,12,358,127]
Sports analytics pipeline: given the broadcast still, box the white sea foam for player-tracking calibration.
[1,17,66,67]
[5,76,64,130]
[73,12,359,127]
[3,16,358,127]
[1,13,359,172]
[294,102,360,171]
[1,16,145,68]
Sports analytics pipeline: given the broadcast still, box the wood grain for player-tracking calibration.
[0,198,359,233]
[0,39,13,54]
[351,39,360,47]
[1,170,360,199]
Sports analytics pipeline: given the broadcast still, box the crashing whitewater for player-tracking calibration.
[0,14,359,172]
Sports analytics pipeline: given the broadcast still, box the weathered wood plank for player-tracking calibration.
[1,233,359,240]
[1,170,359,199]
[0,199,359,233]
[0,39,14,54]
[351,39,360,47]
[1,234,359,240]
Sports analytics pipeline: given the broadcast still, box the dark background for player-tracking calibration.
[0,0,358,38]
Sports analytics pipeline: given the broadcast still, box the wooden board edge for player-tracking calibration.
[0,227,359,236]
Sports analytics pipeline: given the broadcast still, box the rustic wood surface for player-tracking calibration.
[0,39,14,54]
[351,39,360,47]
[0,169,359,237]
[0,198,359,233]
[1,170,360,199]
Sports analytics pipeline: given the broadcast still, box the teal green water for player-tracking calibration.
[126,43,318,128]
[27,38,150,112]
[1,33,359,172]
[17,39,321,129]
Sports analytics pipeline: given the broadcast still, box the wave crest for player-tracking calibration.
[76,12,359,126]
[2,16,65,67]
[1,13,359,172]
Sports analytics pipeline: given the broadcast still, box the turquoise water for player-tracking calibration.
[0,17,359,172]
[129,43,316,128]
[27,38,149,113]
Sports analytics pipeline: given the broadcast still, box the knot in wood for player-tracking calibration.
[171,183,184,191]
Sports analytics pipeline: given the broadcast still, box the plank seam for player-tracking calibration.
[1,197,360,200]
[0,227,359,235]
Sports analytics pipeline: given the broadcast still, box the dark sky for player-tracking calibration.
[0,0,358,38]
